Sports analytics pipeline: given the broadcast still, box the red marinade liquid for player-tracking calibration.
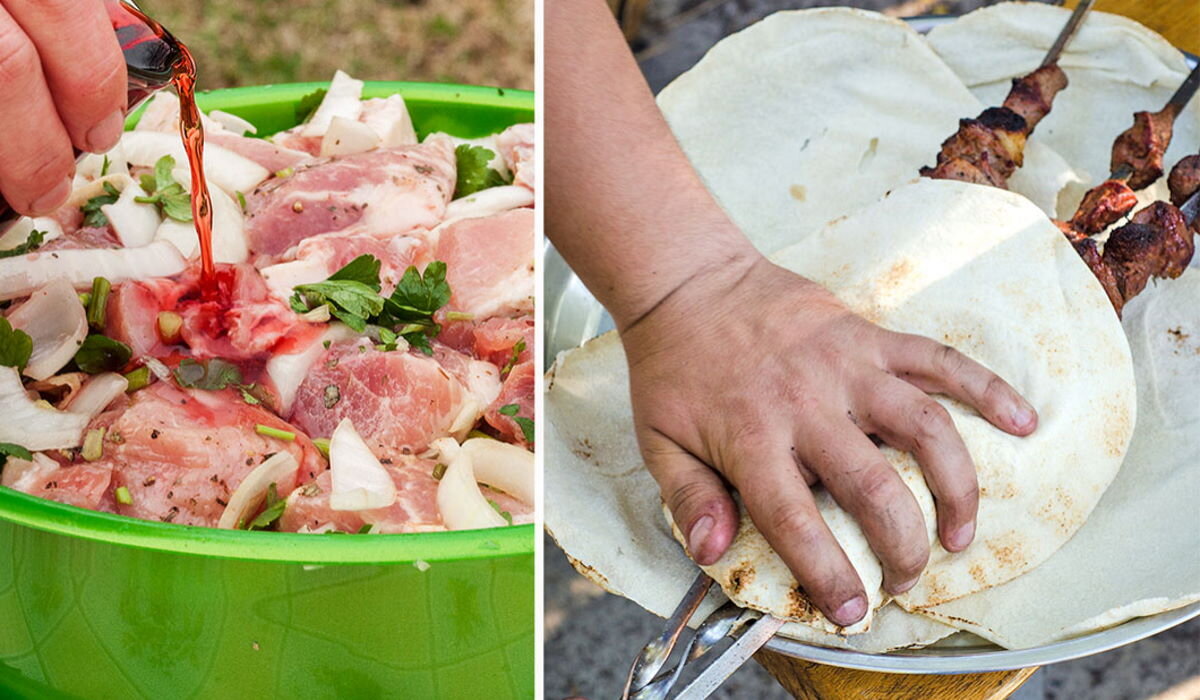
[171,43,217,288]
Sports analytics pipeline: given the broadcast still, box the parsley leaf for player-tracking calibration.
[173,358,244,390]
[502,339,526,376]
[80,182,121,227]
[74,335,132,374]
[134,155,193,222]
[0,318,34,372]
[0,442,32,469]
[453,145,511,199]
[385,261,451,322]
[290,255,385,332]
[295,88,328,123]
[488,499,514,525]
[498,404,534,444]
[246,483,287,531]
[0,229,46,259]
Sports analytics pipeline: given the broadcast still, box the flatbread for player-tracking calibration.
[655,7,1080,256]
[546,178,1136,637]
[918,269,1200,649]
[926,2,1200,219]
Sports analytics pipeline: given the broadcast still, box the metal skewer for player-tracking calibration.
[622,572,714,700]
[1042,0,1095,67]
[1110,62,1200,183]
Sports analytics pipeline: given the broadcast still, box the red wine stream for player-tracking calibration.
[171,43,216,287]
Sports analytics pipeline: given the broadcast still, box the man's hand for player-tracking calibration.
[622,252,1038,627]
[0,0,127,214]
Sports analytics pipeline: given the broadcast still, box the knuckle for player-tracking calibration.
[853,463,902,510]
[981,374,1011,405]
[890,540,930,579]
[933,344,967,376]
[913,401,954,442]
[0,27,37,85]
[765,503,825,550]
[60,56,126,114]
[664,478,719,520]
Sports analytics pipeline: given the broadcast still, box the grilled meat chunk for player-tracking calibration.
[922,108,1028,188]
[1068,180,1139,236]
[1110,107,1178,190]
[1168,154,1200,207]
[1002,64,1068,132]
[1101,202,1194,310]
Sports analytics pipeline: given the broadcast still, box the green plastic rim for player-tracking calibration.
[0,80,535,566]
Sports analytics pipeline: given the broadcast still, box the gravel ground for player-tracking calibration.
[546,2,1200,698]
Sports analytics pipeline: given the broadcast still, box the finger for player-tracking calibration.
[640,428,738,566]
[798,413,930,596]
[859,375,979,553]
[735,445,868,627]
[7,0,127,153]
[0,6,73,214]
[886,333,1038,436]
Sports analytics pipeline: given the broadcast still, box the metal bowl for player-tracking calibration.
[545,13,1200,665]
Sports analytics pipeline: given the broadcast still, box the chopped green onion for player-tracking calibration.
[123,366,152,392]
[275,167,294,179]
[86,277,111,330]
[255,425,296,442]
[115,486,133,505]
[444,311,474,322]
[157,311,183,344]
[356,524,373,534]
[311,437,330,458]
[432,462,447,480]
[488,499,513,525]
[236,190,247,211]
[100,155,111,177]
[78,292,91,308]
[466,430,492,440]
[81,428,106,461]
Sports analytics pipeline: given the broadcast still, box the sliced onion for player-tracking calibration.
[320,116,381,157]
[261,257,335,303]
[0,216,63,251]
[216,451,300,529]
[121,131,269,195]
[64,372,129,418]
[5,278,88,380]
[27,372,86,406]
[0,367,89,450]
[266,323,356,415]
[300,70,364,138]
[328,418,396,511]
[141,356,171,381]
[208,109,257,136]
[432,132,505,172]
[0,452,59,490]
[0,240,186,301]
[102,180,160,248]
[134,92,180,133]
[65,174,133,210]
[443,185,534,224]
[447,397,484,442]
[437,438,534,530]
[360,95,418,148]
[155,168,248,263]
[76,143,129,182]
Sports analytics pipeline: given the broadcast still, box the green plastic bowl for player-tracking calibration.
[0,81,535,699]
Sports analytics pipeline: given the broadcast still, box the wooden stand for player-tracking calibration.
[755,650,1037,700]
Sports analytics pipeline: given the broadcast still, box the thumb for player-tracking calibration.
[640,430,738,565]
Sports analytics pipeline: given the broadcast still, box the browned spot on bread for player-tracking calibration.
[877,258,915,296]
[969,563,988,585]
[789,184,807,201]
[786,585,817,620]
[727,562,756,595]
[984,533,1027,573]
[1103,397,1132,458]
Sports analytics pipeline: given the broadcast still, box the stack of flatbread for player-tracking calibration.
[545,4,1200,652]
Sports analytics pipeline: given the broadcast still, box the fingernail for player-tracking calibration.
[687,515,714,561]
[1011,402,1036,431]
[949,521,975,551]
[86,110,125,153]
[831,595,867,626]
[888,576,920,595]
[29,177,71,215]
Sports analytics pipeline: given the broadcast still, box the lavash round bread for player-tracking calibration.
[655,7,1081,256]
[925,2,1200,220]
[546,178,1136,635]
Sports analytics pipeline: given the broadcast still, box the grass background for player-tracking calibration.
[138,0,534,91]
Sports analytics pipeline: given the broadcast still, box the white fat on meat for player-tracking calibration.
[360,94,418,148]
[288,339,499,459]
[244,135,456,258]
[494,123,534,191]
[260,229,430,301]
[265,323,359,415]
[434,208,534,320]
[444,185,534,223]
